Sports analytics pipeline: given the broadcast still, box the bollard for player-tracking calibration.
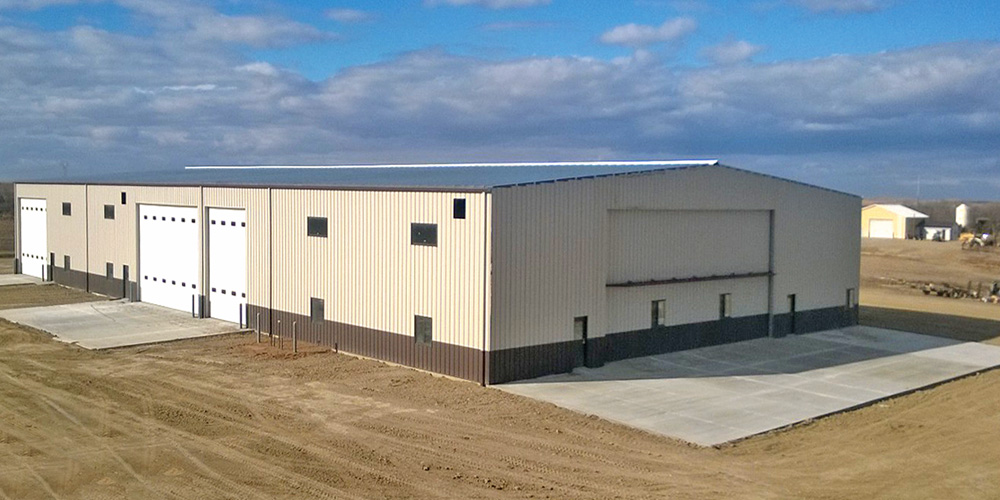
[191,295,196,318]
[256,313,261,343]
[292,321,297,353]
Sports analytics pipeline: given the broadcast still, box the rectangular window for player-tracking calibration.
[414,315,433,345]
[651,299,667,328]
[847,288,857,308]
[310,297,324,323]
[453,198,466,219]
[106,262,114,279]
[62,202,71,216]
[307,216,328,237]
[120,192,127,205]
[64,255,70,270]
[104,204,115,220]
[719,293,732,319]
[410,223,438,246]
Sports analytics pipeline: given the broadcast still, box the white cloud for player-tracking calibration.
[700,40,764,65]
[424,0,550,9]
[0,11,997,198]
[600,17,697,47]
[325,8,376,23]
[788,0,891,14]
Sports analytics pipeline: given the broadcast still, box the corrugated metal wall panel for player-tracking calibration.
[14,184,88,276]
[269,189,488,350]
[491,165,860,352]
[607,210,770,284]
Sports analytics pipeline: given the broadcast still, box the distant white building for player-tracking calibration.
[956,203,970,228]
[861,204,928,239]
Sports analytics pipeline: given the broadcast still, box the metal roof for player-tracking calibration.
[18,160,720,191]
[863,203,929,219]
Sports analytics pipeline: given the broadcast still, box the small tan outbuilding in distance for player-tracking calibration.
[861,204,928,239]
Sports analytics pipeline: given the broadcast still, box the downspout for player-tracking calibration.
[767,209,776,337]
[268,187,273,335]
[481,190,489,386]
[85,184,90,292]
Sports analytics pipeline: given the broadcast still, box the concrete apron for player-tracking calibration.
[498,326,1000,447]
[0,274,47,287]
[0,300,243,349]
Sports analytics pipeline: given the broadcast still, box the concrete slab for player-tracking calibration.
[0,274,45,287]
[0,300,243,349]
[498,326,1000,447]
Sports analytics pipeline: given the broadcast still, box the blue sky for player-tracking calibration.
[1,0,999,198]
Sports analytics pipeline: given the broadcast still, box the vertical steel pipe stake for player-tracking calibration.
[256,312,261,343]
[292,321,297,353]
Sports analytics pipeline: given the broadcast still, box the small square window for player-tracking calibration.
[307,216,328,237]
[106,262,114,280]
[62,202,71,216]
[453,198,466,219]
[120,192,126,205]
[311,297,324,323]
[719,293,732,319]
[410,223,437,246]
[415,315,433,345]
[104,204,115,220]
[651,299,666,328]
[64,255,70,270]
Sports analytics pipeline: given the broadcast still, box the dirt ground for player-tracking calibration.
[862,237,1000,287]
[0,239,998,498]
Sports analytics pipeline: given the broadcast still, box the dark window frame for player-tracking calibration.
[410,223,438,247]
[453,198,466,219]
[120,192,127,205]
[104,204,115,220]
[62,202,71,216]
[310,297,325,323]
[307,216,328,238]
[414,315,433,345]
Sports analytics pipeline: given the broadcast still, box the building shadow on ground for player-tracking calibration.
[860,305,1000,344]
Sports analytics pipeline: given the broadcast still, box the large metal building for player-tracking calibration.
[14,160,861,384]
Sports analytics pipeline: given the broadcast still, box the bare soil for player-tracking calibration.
[0,217,12,258]
[0,239,997,498]
[862,238,1000,288]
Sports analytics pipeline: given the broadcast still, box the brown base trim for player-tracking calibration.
[773,305,858,336]
[248,305,484,384]
[52,267,88,290]
[489,307,859,384]
[86,273,136,300]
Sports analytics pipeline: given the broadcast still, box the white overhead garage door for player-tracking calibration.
[139,205,199,314]
[19,198,47,280]
[207,208,246,324]
[868,219,894,239]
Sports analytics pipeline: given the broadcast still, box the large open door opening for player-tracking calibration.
[208,208,247,324]
[19,198,47,279]
[139,205,199,314]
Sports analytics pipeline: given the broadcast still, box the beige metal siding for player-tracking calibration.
[607,277,769,333]
[491,165,860,350]
[268,189,488,350]
[86,185,201,284]
[489,181,609,351]
[15,184,88,274]
[608,210,770,284]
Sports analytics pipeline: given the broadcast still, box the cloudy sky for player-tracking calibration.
[1,0,998,198]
